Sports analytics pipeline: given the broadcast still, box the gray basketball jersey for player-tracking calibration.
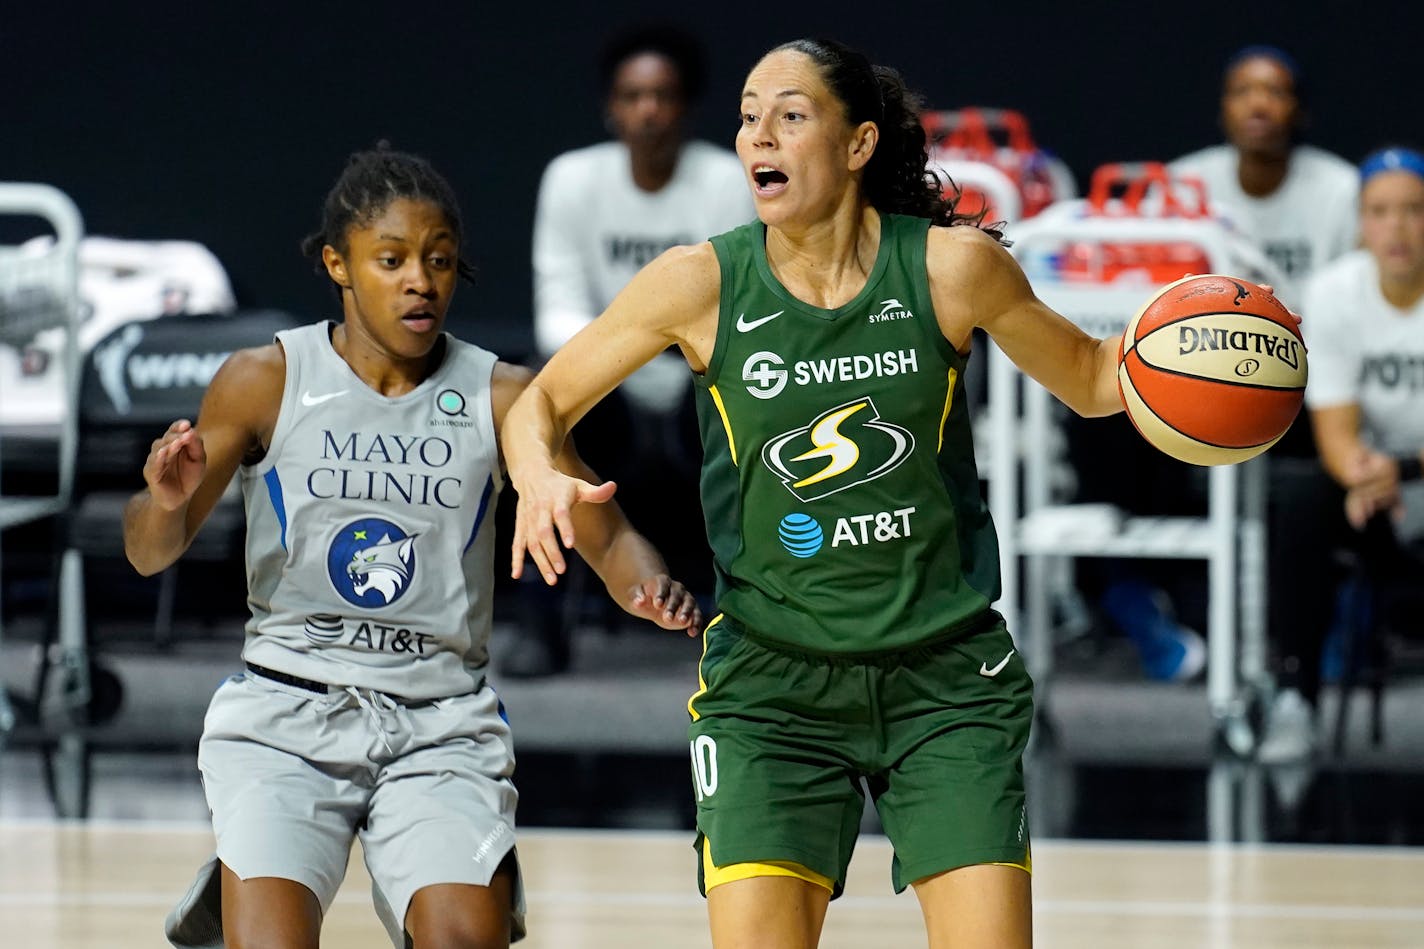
[239,322,502,699]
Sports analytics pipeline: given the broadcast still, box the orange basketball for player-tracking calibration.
[1118,274,1307,466]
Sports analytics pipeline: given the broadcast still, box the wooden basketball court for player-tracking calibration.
[3,821,1421,947]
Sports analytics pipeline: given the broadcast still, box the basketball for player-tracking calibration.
[1118,273,1307,466]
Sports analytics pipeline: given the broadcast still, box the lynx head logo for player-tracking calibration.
[327,518,418,608]
[761,396,915,502]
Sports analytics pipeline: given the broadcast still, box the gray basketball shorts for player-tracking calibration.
[164,671,525,948]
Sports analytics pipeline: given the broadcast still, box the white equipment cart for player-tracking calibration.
[0,184,84,737]
[990,162,1284,755]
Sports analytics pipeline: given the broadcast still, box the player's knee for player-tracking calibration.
[406,919,511,949]
[222,883,321,949]
[404,878,515,949]
[226,928,319,949]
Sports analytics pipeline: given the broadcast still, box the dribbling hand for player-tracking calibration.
[1255,283,1302,325]
[144,420,206,511]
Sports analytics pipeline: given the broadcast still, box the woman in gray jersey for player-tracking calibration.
[497,38,1199,949]
[123,145,701,949]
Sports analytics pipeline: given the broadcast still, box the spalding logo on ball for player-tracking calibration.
[1118,274,1307,466]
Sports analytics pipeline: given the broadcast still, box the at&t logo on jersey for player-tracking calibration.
[778,513,824,557]
[762,396,915,502]
[775,507,917,557]
[303,613,345,644]
[327,518,418,608]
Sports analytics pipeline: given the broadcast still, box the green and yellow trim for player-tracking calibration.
[701,837,835,893]
[686,614,725,721]
[708,385,738,466]
[937,367,958,452]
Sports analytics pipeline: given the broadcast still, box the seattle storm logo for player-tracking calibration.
[327,518,418,608]
[762,396,915,502]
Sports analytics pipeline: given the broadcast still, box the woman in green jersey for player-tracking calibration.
[504,38,1127,949]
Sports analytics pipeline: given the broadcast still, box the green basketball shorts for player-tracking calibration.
[688,612,1033,895]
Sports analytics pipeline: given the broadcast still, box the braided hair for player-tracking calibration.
[772,38,1006,243]
[301,143,477,285]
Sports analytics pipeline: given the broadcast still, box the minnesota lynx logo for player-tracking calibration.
[761,396,915,502]
[326,518,419,608]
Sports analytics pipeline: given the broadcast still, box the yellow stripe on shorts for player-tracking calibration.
[702,837,834,893]
[991,846,1032,875]
[686,614,724,721]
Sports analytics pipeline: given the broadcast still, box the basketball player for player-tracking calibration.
[123,145,702,949]
[503,38,1143,949]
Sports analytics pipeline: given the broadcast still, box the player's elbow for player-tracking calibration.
[125,546,168,578]
[1068,388,1126,419]
[1067,340,1126,418]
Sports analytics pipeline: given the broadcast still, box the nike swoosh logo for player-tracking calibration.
[301,389,348,407]
[979,650,1015,677]
[735,310,784,333]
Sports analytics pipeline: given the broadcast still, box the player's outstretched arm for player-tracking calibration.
[123,344,283,576]
[492,362,702,635]
[928,225,1122,418]
[557,440,702,637]
[503,243,719,584]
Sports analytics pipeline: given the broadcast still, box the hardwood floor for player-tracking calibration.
[3,822,1421,948]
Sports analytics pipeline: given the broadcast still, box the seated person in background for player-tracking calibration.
[1283,147,1424,760]
[520,24,754,675]
[533,22,754,417]
[1171,44,1358,304]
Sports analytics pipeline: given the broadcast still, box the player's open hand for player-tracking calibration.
[1256,283,1302,325]
[510,464,618,585]
[144,419,206,512]
[628,575,703,637]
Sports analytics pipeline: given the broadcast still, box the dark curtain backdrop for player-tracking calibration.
[4,1,1416,357]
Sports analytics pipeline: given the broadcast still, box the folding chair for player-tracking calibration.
[37,308,298,816]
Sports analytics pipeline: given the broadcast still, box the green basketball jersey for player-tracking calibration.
[695,212,1001,653]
